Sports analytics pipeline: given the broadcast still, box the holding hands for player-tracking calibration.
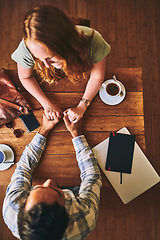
[64,105,86,123]
[63,112,82,138]
[43,101,62,121]
[40,109,82,138]
[39,113,61,137]
[44,99,87,123]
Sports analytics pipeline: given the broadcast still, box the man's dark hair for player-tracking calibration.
[18,201,69,240]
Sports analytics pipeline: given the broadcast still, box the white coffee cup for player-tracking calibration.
[102,78,121,98]
[0,150,6,164]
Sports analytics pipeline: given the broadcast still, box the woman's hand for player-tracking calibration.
[44,103,62,120]
[17,65,62,120]
[64,105,86,123]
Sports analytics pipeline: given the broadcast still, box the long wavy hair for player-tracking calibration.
[23,5,93,84]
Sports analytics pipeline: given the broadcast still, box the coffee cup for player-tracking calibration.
[0,150,6,164]
[102,79,121,98]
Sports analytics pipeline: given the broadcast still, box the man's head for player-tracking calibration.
[18,179,69,240]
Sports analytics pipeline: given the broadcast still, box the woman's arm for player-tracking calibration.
[17,64,62,119]
[79,57,106,104]
[64,57,106,122]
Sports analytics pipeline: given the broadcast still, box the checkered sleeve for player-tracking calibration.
[68,135,102,239]
[2,133,46,238]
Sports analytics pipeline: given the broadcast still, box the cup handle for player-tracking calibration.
[102,83,106,88]
[113,75,117,82]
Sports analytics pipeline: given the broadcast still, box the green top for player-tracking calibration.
[11,26,111,68]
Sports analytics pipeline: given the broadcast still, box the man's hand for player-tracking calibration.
[63,112,82,138]
[39,113,61,137]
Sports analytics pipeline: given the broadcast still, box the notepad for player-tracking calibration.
[105,132,135,183]
[92,127,160,204]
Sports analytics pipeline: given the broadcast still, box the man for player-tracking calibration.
[3,113,102,240]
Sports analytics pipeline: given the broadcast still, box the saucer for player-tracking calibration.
[0,144,14,171]
[99,80,126,105]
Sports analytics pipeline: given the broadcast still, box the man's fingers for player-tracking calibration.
[63,112,69,123]
[72,118,78,123]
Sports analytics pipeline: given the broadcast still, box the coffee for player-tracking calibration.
[106,83,119,96]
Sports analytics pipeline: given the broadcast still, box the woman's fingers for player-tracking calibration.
[44,108,62,120]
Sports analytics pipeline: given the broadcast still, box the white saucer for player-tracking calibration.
[99,80,126,105]
[0,144,14,171]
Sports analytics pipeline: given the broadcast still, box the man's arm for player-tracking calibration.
[63,114,102,228]
[4,114,61,198]
[2,115,60,237]
[72,136,102,208]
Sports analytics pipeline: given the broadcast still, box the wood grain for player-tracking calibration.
[0,1,159,240]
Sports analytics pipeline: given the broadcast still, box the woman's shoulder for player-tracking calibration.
[76,25,104,40]
[76,25,111,63]
[11,39,35,68]
[13,39,30,53]
[76,25,93,37]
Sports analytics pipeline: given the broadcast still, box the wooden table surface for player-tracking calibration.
[0,68,144,187]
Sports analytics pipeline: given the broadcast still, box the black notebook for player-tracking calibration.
[105,132,135,183]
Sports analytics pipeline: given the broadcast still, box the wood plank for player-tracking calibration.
[95,187,106,239]
[116,0,128,66]
[104,0,118,68]
[94,0,106,34]
[1,1,160,240]
[0,132,145,187]
[0,131,145,155]
[17,92,144,116]
[126,0,139,67]
[77,0,87,19]
[0,154,106,187]
[146,16,160,173]
[0,90,142,121]
[136,0,154,162]
[0,115,145,133]
[0,153,81,187]
[0,121,145,188]
[6,68,143,92]
[154,185,160,240]
[144,188,157,240]
[125,201,137,240]
[66,0,77,16]
[33,153,81,187]
[86,0,97,28]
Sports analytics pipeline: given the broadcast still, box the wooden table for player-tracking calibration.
[0,68,145,187]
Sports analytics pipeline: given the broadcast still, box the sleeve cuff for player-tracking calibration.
[72,135,89,152]
[30,133,47,151]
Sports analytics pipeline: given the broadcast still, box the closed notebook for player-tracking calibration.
[105,132,135,182]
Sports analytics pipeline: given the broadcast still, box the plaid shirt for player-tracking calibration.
[3,133,102,240]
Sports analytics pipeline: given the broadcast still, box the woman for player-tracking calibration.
[12,6,111,122]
